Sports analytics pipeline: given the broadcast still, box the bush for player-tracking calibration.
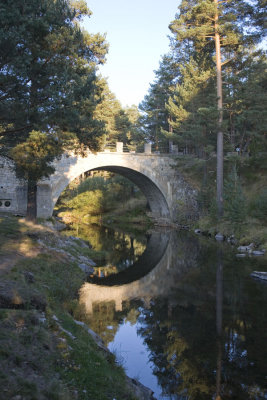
[77,176,107,194]
[68,190,105,216]
[249,188,267,221]
[224,165,247,224]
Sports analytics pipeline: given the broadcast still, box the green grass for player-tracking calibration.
[0,216,137,400]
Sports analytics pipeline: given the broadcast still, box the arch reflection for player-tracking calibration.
[88,230,171,286]
[80,231,199,314]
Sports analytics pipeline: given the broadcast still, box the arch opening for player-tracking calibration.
[93,166,170,219]
[52,165,171,220]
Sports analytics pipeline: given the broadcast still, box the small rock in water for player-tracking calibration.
[251,271,267,281]
[236,253,246,258]
[215,232,224,241]
[252,250,266,256]
[237,245,249,253]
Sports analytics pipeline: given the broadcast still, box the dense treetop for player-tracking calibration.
[141,0,267,157]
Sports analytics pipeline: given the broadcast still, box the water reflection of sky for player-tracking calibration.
[108,320,171,400]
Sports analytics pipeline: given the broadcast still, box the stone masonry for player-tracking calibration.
[0,150,198,223]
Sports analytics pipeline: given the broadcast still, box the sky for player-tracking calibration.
[83,0,180,107]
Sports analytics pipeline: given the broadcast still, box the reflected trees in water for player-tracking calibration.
[77,230,267,399]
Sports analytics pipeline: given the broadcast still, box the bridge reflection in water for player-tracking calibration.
[79,230,199,314]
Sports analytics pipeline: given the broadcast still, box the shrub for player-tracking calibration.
[77,176,106,194]
[224,165,247,224]
[249,188,267,221]
[68,190,105,216]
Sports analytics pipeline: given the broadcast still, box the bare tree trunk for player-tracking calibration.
[214,0,224,218]
[26,181,37,221]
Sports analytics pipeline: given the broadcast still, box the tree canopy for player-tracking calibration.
[0,0,110,217]
[140,0,267,156]
[140,0,267,217]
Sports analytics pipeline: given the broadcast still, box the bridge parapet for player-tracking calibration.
[103,142,181,155]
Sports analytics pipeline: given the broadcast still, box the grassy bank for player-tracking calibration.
[0,215,140,400]
[174,154,267,248]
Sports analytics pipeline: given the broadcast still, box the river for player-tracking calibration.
[70,224,267,399]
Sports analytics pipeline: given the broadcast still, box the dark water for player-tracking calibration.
[78,227,267,399]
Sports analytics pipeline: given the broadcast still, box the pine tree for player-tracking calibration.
[139,55,178,151]
[168,0,261,217]
[224,165,246,226]
[93,79,142,150]
[165,58,217,155]
[0,0,108,219]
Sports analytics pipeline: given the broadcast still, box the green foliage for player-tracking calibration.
[0,0,108,185]
[68,190,105,216]
[139,54,178,150]
[249,188,267,221]
[94,79,143,150]
[57,173,145,225]
[140,0,267,158]
[77,176,107,194]
[165,59,217,153]
[224,165,247,224]
[197,183,214,215]
[9,131,65,182]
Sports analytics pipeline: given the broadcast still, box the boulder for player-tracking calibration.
[237,245,249,253]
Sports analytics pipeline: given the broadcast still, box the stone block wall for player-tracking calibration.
[0,157,27,215]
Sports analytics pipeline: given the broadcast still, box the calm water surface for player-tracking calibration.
[77,225,267,399]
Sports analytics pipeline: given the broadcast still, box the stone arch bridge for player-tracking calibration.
[0,148,197,222]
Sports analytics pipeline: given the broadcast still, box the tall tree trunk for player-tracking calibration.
[26,181,37,221]
[214,0,224,218]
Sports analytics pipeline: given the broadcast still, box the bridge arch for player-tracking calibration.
[37,152,177,219]
[0,151,198,221]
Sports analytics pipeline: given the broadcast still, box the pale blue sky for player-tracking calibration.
[83,0,180,107]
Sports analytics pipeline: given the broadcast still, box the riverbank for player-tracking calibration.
[172,154,267,250]
[0,214,155,400]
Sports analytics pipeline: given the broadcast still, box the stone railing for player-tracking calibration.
[103,142,181,155]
